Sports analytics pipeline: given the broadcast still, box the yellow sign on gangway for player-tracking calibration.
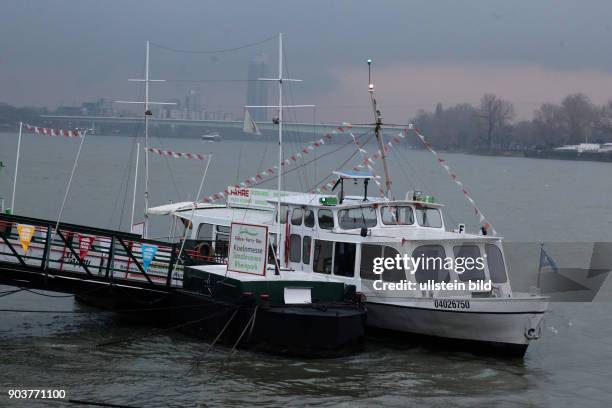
[16,224,36,253]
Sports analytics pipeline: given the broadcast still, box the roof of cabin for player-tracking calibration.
[267,193,444,209]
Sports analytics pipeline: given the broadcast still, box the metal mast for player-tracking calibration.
[115,41,175,237]
[367,59,392,197]
[246,33,313,268]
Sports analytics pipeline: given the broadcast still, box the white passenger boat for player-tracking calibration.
[150,178,547,356]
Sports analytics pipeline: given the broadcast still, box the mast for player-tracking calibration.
[277,33,283,258]
[130,142,140,230]
[245,33,313,268]
[115,41,175,237]
[367,59,392,197]
[144,40,151,238]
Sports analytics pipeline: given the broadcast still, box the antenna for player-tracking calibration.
[115,41,176,238]
[367,58,392,197]
[245,33,314,269]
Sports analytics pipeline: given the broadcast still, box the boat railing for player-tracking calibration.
[0,213,227,289]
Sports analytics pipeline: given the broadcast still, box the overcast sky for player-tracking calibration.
[2,0,612,122]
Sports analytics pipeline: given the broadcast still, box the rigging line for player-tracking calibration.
[108,123,141,229]
[235,141,243,184]
[117,136,139,230]
[283,51,310,191]
[308,132,375,191]
[253,134,367,189]
[149,34,277,55]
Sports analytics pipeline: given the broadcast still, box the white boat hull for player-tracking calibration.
[365,295,547,355]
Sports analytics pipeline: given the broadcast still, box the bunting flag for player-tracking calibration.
[201,123,353,203]
[411,126,497,235]
[16,224,36,253]
[348,133,386,198]
[141,243,158,272]
[78,234,95,259]
[24,124,82,138]
[146,147,208,161]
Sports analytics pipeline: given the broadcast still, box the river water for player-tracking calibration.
[0,131,611,407]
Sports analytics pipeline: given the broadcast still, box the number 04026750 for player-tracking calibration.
[8,389,66,399]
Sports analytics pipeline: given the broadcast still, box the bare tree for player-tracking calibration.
[560,93,595,144]
[479,94,515,149]
[533,103,564,147]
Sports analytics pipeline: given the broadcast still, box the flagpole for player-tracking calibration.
[55,130,87,233]
[11,122,22,213]
[130,142,140,230]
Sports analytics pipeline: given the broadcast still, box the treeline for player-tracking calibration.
[411,93,612,150]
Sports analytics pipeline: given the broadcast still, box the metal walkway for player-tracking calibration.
[0,213,217,299]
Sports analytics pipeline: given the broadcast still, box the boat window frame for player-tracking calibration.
[304,209,315,228]
[485,244,508,284]
[317,209,335,230]
[337,206,378,230]
[313,239,334,274]
[415,205,443,228]
[291,208,304,226]
[452,244,486,283]
[381,205,415,226]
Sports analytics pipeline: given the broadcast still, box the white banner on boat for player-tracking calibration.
[226,187,295,210]
[227,222,268,276]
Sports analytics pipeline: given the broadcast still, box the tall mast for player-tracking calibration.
[245,33,313,268]
[115,41,175,237]
[144,40,151,238]
[367,59,392,197]
[277,33,283,251]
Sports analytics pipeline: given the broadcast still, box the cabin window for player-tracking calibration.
[291,208,303,226]
[453,245,485,282]
[304,209,315,227]
[381,206,414,225]
[382,246,406,283]
[313,240,333,274]
[485,244,508,283]
[338,207,377,229]
[196,223,213,240]
[318,209,335,230]
[416,207,442,228]
[360,244,382,280]
[268,233,279,265]
[302,236,311,264]
[334,242,356,277]
[277,205,290,224]
[289,234,301,263]
[413,245,449,284]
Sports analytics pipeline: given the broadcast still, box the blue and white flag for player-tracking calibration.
[141,244,158,272]
[539,244,559,274]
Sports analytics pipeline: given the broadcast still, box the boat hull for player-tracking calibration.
[365,296,547,356]
[173,290,366,357]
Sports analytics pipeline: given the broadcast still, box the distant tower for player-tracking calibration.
[246,54,270,122]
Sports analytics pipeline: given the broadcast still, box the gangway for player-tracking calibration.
[0,213,224,308]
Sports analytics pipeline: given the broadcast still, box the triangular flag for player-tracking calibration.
[243,109,261,135]
[17,224,36,253]
[78,234,95,259]
[141,244,158,271]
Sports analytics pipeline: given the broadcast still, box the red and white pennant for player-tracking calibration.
[24,123,82,138]
[201,123,353,203]
[146,147,208,161]
[411,126,497,235]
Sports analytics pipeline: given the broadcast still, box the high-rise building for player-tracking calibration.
[246,54,270,122]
